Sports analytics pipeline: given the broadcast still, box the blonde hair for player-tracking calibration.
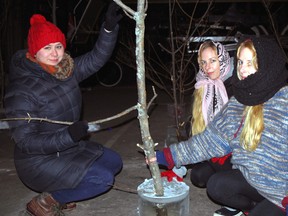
[190,41,218,136]
[236,40,258,79]
[236,40,264,151]
[191,87,206,135]
[240,105,264,151]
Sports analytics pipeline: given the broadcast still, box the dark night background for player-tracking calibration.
[0,0,287,92]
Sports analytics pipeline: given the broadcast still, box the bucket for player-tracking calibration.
[137,178,190,216]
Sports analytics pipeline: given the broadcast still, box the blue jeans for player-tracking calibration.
[51,147,122,203]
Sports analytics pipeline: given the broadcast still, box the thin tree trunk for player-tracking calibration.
[134,0,164,196]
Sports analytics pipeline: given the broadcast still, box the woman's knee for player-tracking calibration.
[94,168,115,185]
[86,169,115,195]
[102,148,123,174]
[112,151,123,174]
[190,162,214,188]
[190,169,209,188]
[206,172,226,201]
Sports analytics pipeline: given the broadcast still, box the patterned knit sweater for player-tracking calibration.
[170,86,288,209]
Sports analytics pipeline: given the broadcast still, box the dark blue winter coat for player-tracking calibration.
[4,25,119,192]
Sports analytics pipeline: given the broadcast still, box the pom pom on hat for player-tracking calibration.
[28,14,66,56]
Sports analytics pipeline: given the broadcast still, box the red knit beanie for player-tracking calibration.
[28,14,66,56]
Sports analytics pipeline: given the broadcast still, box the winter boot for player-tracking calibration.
[60,202,76,212]
[213,206,243,216]
[26,192,65,216]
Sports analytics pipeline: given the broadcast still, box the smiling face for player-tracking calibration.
[199,46,220,80]
[237,40,258,80]
[35,42,64,66]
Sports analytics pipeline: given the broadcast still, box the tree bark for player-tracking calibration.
[134,0,164,196]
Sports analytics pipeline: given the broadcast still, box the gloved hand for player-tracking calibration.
[211,152,232,165]
[172,166,187,178]
[161,170,183,182]
[160,166,187,182]
[68,121,89,142]
[281,196,288,215]
[104,1,123,31]
[156,151,169,167]
[156,148,175,169]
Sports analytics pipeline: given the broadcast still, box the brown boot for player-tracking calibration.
[60,202,76,212]
[26,192,65,216]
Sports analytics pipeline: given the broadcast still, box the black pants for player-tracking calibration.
[206,169,285,216]
[190,156,233,188]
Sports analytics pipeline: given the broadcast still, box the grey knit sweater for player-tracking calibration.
[170,86,288,208]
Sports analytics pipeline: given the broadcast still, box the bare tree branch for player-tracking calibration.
[0,87,158,126]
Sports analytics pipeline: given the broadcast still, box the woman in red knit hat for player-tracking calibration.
[4,2,123,216]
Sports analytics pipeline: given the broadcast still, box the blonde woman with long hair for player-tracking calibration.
[191,41,233,136]
[156,36,288,216]
[189,40,238,215]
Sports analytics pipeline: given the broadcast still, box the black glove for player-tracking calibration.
[68,121,89,142]
[104,1,123,31]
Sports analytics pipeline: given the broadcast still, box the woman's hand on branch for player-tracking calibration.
[155,148,175,169]
[104,1,123,32]
[68,121,89,142]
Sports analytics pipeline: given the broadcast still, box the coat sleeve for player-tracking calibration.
[169,102,233,167]
[170,124,232,168]
[73,24,119,82]
[4,86,76,155]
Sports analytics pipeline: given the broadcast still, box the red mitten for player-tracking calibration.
[281,196,288,214]
[161,166,187,182]
[161,170,183,182]
[211,152,232,165]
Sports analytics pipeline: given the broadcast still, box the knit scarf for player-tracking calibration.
[232,35,288,106]
[26,52,74,80]
[194,41,232,126]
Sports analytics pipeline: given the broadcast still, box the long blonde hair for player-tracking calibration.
[191,92,265,150]
[191,87,206,135]
[237,40,264,151]
[240,105,264,151]
[191,41,219,136]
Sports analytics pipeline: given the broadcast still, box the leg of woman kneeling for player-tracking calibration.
[206,169,262,211]
[51,147,123,203]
